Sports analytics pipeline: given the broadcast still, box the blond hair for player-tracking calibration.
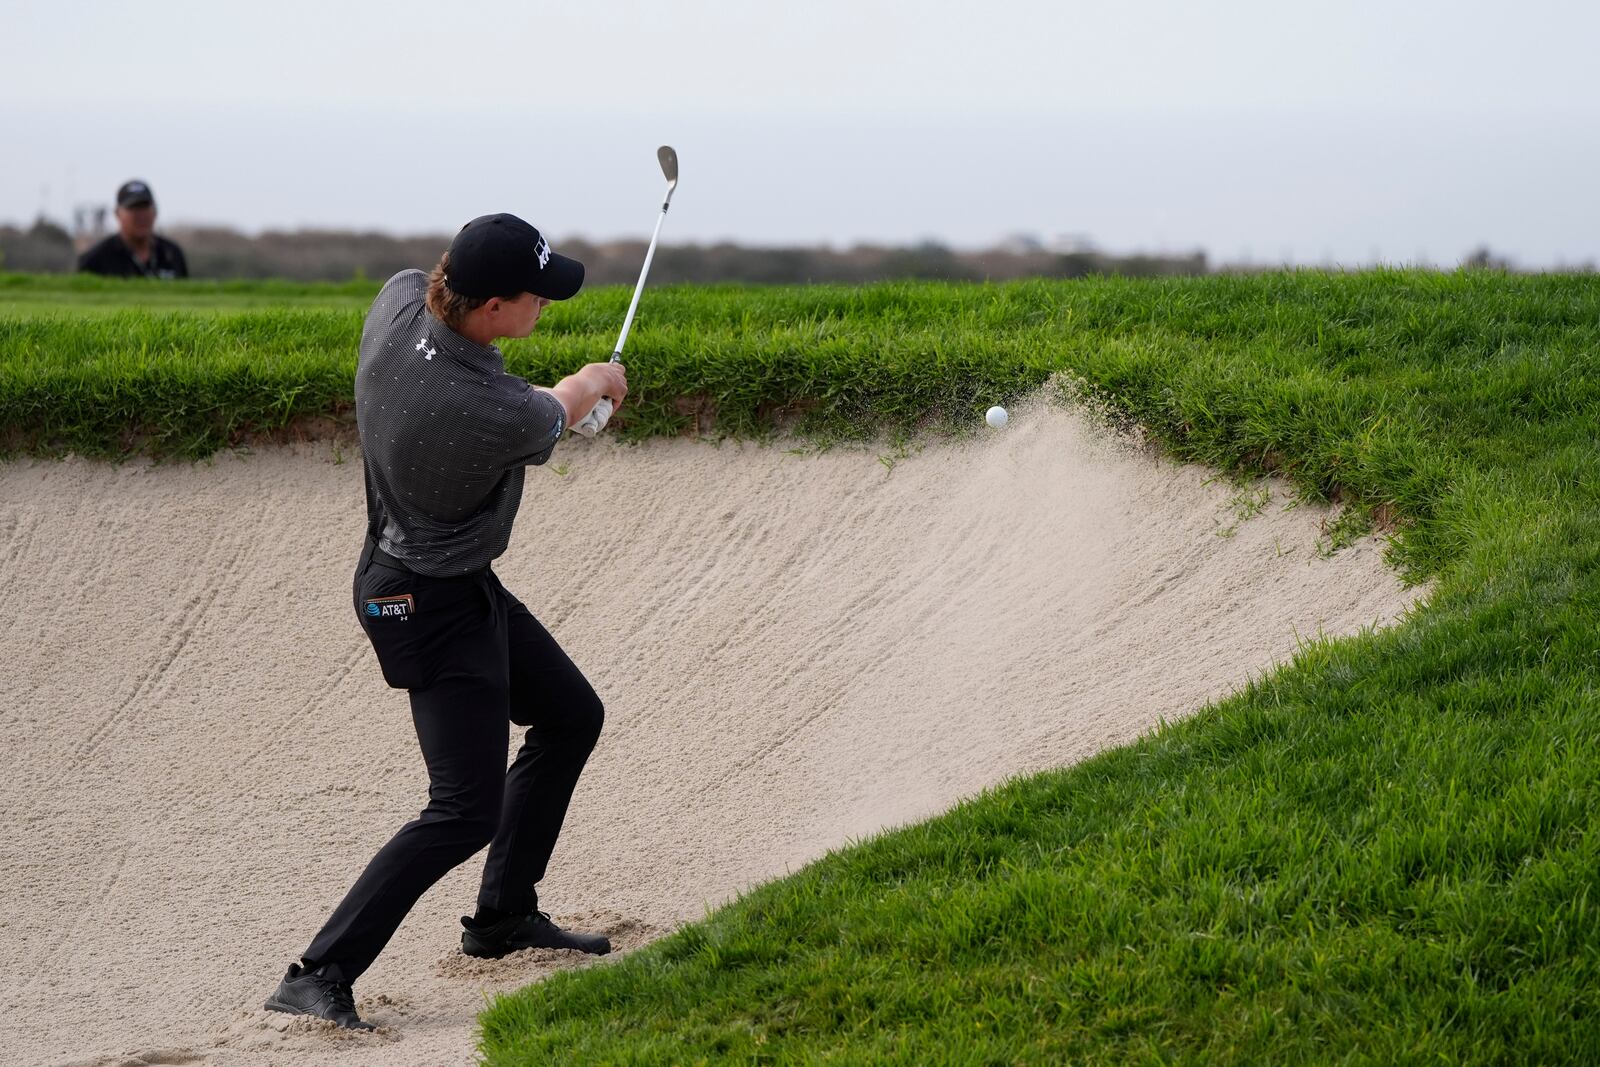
[425,255,490,332]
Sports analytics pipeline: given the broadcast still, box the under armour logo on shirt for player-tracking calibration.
[415,337,437,360]
[535,237,552,269]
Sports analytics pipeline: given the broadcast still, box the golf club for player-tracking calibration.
[571,145,679,437]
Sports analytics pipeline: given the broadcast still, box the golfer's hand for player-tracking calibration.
[581,362,629,413]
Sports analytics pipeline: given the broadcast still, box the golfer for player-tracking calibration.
[266,213,628,1030]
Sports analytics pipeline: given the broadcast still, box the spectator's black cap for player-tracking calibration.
[444,213,584,301]
[117,180,155,209]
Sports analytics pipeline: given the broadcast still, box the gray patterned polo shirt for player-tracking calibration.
[355,270,567,576]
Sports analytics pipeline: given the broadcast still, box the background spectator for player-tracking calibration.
[77,180,188,279]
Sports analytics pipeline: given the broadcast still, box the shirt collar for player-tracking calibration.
[424,311,505,376]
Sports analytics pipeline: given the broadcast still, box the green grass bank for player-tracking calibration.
[4,269,1599,1062]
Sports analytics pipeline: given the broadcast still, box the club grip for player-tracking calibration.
[570,396,615,438]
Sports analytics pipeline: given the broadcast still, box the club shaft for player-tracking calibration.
[612,206,669,361]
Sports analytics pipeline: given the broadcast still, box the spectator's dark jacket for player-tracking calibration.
[77,234,188,279]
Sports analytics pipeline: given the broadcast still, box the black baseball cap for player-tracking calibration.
[444,213,584,301]
[116,180,155,208]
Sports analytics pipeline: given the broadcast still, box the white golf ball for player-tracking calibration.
[985,405,1009,429]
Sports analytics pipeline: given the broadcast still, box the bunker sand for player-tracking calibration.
[1,399,1426,1065]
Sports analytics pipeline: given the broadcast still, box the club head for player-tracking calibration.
[657,145,678,191]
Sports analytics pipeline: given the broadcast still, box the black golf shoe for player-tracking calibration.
[264,962,376,1030]
[460,910,612,958]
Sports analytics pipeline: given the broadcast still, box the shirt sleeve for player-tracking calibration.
[171,240,189,278]
[500,384,567,468]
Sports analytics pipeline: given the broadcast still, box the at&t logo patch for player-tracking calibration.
[364,594,415,620]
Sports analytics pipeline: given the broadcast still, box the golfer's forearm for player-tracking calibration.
[542,377,602,425]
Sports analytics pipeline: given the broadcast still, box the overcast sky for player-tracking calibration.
[4,0,1597,266]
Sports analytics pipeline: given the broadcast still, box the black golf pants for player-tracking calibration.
[301,547,604,984]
